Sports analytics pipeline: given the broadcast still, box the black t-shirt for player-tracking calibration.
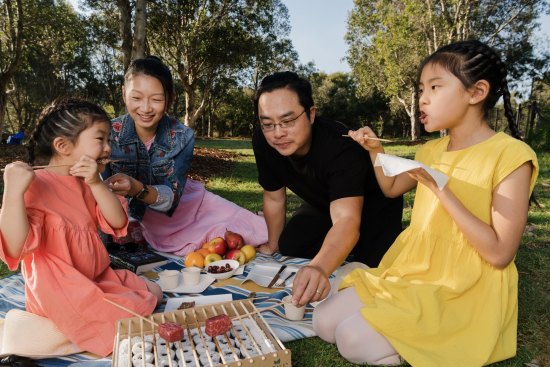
[253,116,399,213]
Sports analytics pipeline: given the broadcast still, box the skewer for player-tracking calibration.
[341,134,393,142]
[232,301,286,320]
[1,159,122,172]
[103,297,159,326]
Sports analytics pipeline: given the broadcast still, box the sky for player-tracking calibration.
[282,0,550,74]
[282,0,354,73]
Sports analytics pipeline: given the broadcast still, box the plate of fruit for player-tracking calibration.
[206,259,240,280]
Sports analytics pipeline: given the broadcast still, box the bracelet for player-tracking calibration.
[133,184,149,201]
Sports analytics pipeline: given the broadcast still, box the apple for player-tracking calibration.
[225,249,246,266]
[240,244,256,262]
[224,229,244,250]
[204,253,223,265]
[208,237,227,255]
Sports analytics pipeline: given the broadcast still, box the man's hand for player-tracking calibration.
[291,264,330,307]
[258,243,279,255]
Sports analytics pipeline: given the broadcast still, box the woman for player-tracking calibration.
[102,56,267,256]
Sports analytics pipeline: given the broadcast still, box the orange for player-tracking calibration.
[184,251,205,268]
[197,248,210,258]
[201,242,209,249]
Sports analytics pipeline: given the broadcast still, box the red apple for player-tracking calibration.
[208,237,227,255]
[224,229,244,250]
[225,249,246,266]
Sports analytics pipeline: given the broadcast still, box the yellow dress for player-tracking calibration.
[340,132,539,367]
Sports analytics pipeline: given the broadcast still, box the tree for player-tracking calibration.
[347,0,549,140]
[0,0,23,135]
[147,0,294,129]
[116,0,146,71]
[5,0,101,135]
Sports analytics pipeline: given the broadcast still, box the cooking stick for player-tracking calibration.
[341,134,393,142]
[232,301,286,320]
[104,297,159,327]
[0,159,122,172]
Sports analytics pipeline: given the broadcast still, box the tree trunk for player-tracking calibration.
[0,0,24,135]
[396,87,419,141]
[117,0,133,71]
[0,92,7,137]
[132,0,147,60]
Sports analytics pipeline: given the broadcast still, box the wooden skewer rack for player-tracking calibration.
[112,299,291,367]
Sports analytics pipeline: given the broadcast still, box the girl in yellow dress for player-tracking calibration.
[312,40,539,366]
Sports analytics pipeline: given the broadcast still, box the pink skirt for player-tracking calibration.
[140,179,267,256]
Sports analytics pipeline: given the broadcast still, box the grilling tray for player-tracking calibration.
[112,299,292,367]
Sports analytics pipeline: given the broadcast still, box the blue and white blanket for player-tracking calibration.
[0,253,327,366]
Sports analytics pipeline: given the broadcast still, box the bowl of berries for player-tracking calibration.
[206,259,240,280]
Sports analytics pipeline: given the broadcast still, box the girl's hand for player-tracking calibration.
[407,167,438,192]
[103,173,133,196]
[3,161,35,195]
[69,155,101,185]
[347,126,383,152]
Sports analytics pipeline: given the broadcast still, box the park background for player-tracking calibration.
[0,1,549,366]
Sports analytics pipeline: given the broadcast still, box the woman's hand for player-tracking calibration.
[347,126,383,152]
[69,155,101,185]
[291,265,330,307]
[104,173,133,196]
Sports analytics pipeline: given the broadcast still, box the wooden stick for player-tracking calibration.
[104,297,159,326]
[1,159,122,172]
[341,134,393,143]
[232,301,286,320]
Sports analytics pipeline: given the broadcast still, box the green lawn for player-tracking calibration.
[0,138,548,366]
[197,138,550,367]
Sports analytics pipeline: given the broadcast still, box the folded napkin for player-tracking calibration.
[375,153,448,190]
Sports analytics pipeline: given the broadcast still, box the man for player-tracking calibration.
[252,71,403,306]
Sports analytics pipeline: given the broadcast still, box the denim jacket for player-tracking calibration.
[101,114,195,221]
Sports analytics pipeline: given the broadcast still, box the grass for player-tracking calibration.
[1,138,548,366]
[196,138,550,367]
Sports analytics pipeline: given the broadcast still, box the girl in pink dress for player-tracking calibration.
[0,98,162,357]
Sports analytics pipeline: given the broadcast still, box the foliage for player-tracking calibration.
[147,0,296,128]
[4,0,101,135]
[347,0,550,140]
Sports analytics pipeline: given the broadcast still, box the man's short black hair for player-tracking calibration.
[255,71,315,119]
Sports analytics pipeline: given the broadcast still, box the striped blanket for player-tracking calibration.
[0,253,329,366]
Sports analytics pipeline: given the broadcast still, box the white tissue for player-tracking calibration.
[374,153,448,190]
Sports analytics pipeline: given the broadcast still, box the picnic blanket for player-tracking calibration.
[0,253,333,366]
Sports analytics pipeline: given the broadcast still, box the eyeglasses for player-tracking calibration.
[260,110,306,132]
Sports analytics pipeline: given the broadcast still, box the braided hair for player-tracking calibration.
[27,97,111,165]
[417,40,522,140]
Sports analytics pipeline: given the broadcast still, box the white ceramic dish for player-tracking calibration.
[205,259,240,280]
[159,272,215,293]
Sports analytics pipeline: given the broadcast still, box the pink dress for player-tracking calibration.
[141,179,268,256]
[0,170,158,357]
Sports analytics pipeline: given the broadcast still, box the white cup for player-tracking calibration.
[182,267,201,286]
[282,295,305,321]
[158,270,180,289]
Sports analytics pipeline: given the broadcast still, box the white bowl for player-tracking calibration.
[205,259,239,280]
